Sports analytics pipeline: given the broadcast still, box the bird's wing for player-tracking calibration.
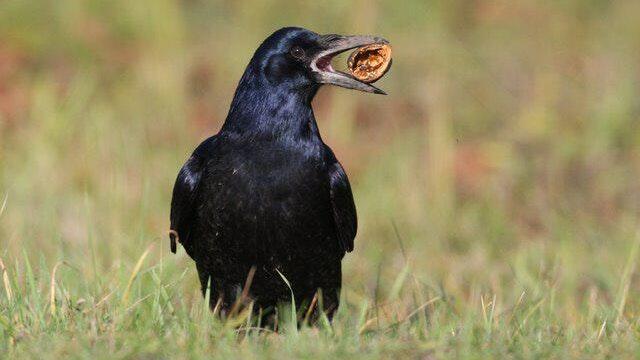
[326,153,358,253]
[169,136,215,253]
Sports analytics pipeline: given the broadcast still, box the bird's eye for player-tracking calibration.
[290,46,305,59]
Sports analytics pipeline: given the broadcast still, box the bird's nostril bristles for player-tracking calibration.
[321,34,342,44]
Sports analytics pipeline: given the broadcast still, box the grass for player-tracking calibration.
[2,0,640,358]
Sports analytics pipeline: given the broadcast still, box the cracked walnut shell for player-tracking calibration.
[347,44,392,83]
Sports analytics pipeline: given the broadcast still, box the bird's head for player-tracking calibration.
[247,27,388,96]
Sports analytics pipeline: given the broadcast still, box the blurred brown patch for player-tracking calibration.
[0,45,29,127]
[187,58,220,132]
[454,143,492,196]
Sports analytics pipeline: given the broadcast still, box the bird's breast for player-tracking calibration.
[195,140,337,258]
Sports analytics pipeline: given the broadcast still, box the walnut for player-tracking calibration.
[347,44,392,83]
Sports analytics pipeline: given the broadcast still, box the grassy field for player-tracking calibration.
[2,0,640,358]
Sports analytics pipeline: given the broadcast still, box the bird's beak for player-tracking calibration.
[311,34,389,95]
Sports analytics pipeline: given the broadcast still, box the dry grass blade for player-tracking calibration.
[615,230,640,326]
[229,266,256,317]
[303,291,319,324]
[235,326,274,334]
[359,317,378,335]
[481,295,488,324]
[383,296,441,331]
[597,320,607,342]
[49,261,79,316]
[50,261,69,316]
[124,294,154,313]
[0,258,13,301]
[212,297,223,317]
[90,289,117,312]
[0,193,7,218]
[121,243,154,305]
[507,291,526,325]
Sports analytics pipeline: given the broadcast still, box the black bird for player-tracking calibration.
[170,27,388,319]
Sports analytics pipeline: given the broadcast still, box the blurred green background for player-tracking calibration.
[1,0,640,357]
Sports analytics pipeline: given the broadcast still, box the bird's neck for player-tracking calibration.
[221,82,321,143]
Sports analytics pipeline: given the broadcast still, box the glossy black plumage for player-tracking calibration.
[170,27,385,318]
